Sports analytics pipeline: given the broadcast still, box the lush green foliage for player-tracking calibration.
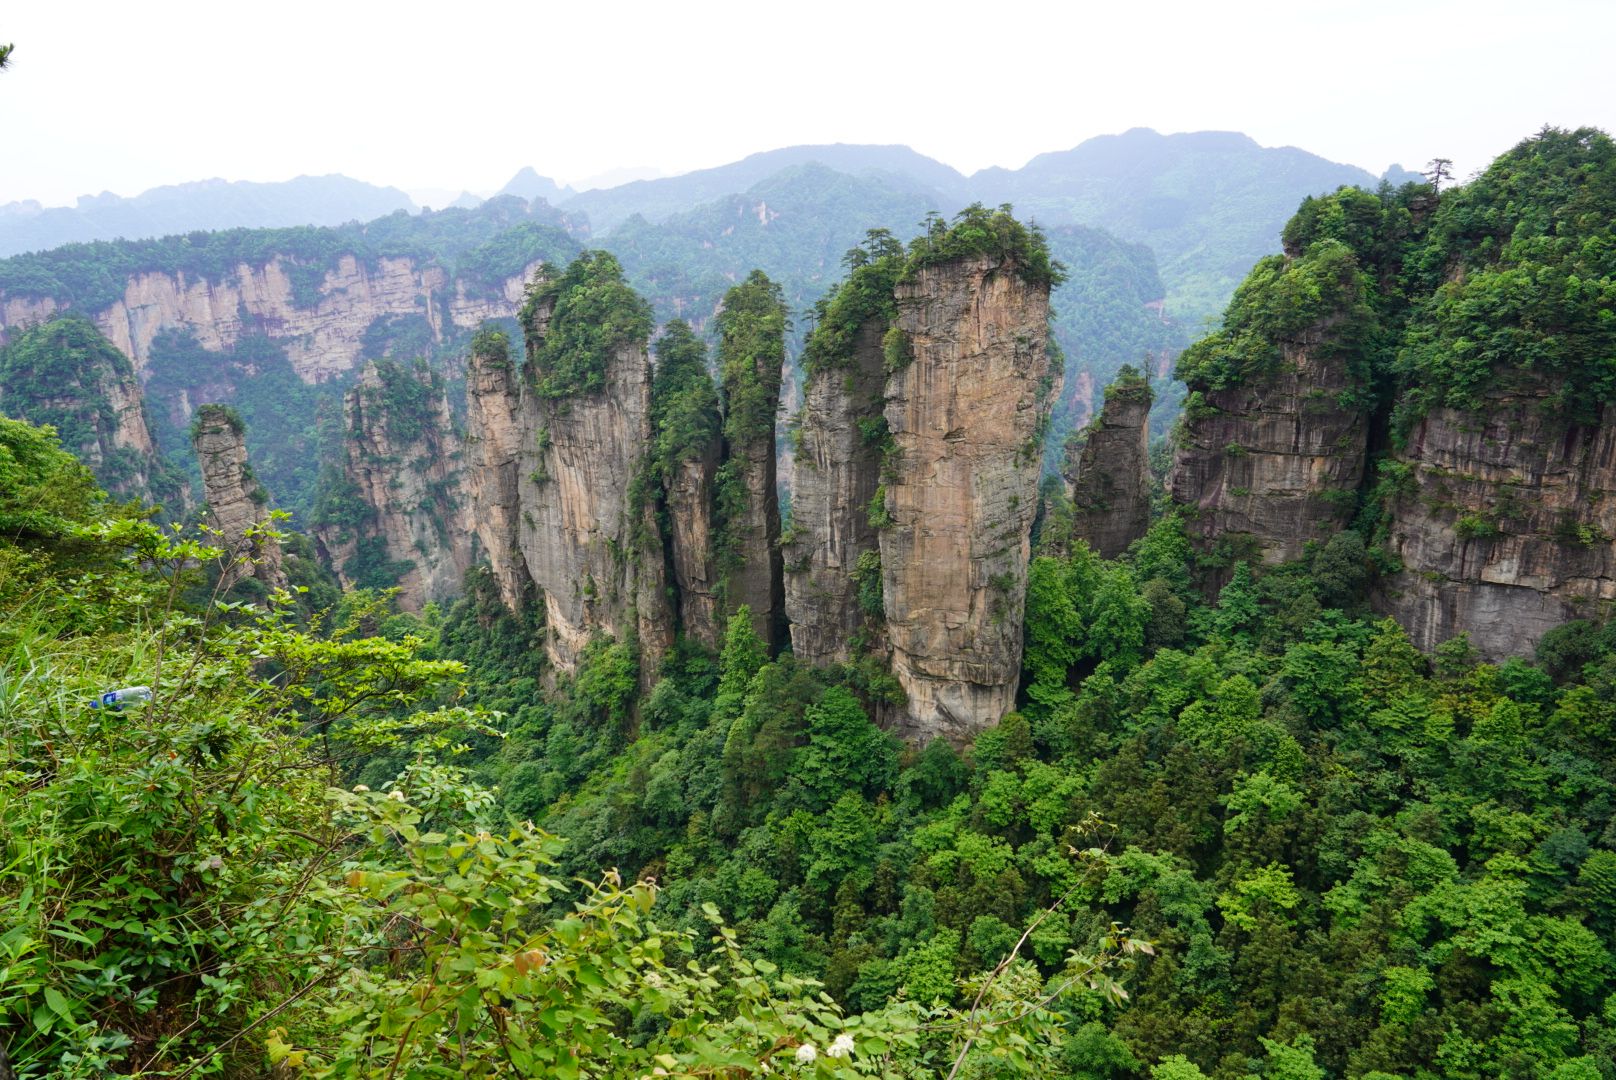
[0,315,187,506]
[1182,127,1616,426]
[144,330,334,519]
[802,230,906,376]
[649,319,721,482]
[1397,127,1616,421]
[523,250,654,400]
[424,497,1616,1078]
[717,270,788,448]
[903,204,1064,290]
[2,420,1142,1078]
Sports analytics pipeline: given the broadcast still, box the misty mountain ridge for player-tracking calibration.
[0,174,415,258]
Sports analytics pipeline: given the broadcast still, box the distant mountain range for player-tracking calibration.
[0,175,414,259]
[1,130,1417,320]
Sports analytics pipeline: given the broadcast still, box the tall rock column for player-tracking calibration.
[310,359,473,611]
[880,249,1058,744]
[1065,365,1153,558]
[714,271,787,648]
[650,321,723,649]
[192,404,286,592]
[464,327,531,611]
[783,254,897,665]
[515,252,672,678]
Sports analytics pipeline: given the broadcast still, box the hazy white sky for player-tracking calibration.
[3,0,1612,206]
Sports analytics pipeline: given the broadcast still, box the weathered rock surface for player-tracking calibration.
[1376,382,1616,659]
[881,255,1057,745]
[464,329,531,612]
[516,299,670,677]
[192,405,285,592]
[0,256,540,383]
[666,443,722,649]
[1066,369,1153,558]
[1169,323,1366,569]
[783,317,888,666]
[312,360,474,611]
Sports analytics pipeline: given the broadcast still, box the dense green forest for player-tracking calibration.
[8,127,1616,1079]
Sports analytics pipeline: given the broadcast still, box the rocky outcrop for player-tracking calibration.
[1169,321,1367,570]
[715,272,786,647]
[464,328,531,611]
[1065,367,1153,558]
[648,319,724,650]
[514,256,672,679]
[311,359,473,611]
[666,442,722,648]
[192,405,285,592]
[880,254,1058,745]
[783,316,888,666]
[0,315,182,506]
[1376,383,1616,659]
[0,255,541,384]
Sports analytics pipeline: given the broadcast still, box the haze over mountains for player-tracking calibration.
[0,128,1415,320]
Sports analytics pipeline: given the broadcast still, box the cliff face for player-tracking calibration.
[1168,322,1366,570]
[464,329,531,611]
[649,319,724,650]
[783,316,888,666]
[1066,370,1153,558]
[715,271,787,646]
[192,405,285,592]
[312,360,473,611]
[0,255,540,384]
[0,315,181,506]
[880,255,1057,745]
[1377,384,1616,658]
[515,261,672,678]
[666,442,722,648]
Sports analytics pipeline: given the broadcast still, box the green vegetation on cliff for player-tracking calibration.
[649,319,720,483]
[1180,127,1616,427]
[1398,127,1616,422]
[716,270,788,448]
[904,203,1064,290]
[522,250,654,400]
[0,315,186,505]
[801,229,907,376]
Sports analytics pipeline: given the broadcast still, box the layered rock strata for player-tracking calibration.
[665,439,722,649]
[0,255,542,383]
[880,255,1058,744]
[192,405,285,592]
[1169,321,1367,569]
[1065,367,1153,558]
[514,281,671,678]
[1377,383,1616,658]
[783,317,888,666]
[312,360,474,611]
[464,329,532,612]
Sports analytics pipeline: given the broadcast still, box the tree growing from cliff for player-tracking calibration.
[649,319,719,484]
[523,250,654,400]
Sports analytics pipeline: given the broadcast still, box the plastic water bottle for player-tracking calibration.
[90,686,153,710]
